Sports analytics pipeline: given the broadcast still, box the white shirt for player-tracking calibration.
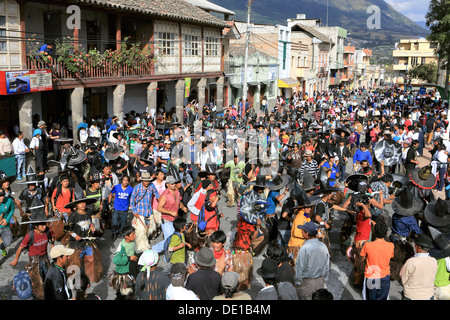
[12,137,27,155]
[30,136,40,149]
[166,284,199,300]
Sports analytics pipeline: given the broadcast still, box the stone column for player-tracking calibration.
[18,93,33,144]
[197,78,207,116]
[147,82,158,118]
[71,87,84,145]
[175,80,185,124]
[253,84,261,112]
[113,84,126,123]
[216,76,225,113]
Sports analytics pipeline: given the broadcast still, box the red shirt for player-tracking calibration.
[20,230,53,257]
[354,210,371,242]
[159,189,180,222]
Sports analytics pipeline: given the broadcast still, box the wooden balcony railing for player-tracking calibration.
[26,55,153,80]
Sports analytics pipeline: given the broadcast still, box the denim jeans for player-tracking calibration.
[437,166,446,191]
[111,209,129,235]
[15,154,26,177]
[152,219,175,253]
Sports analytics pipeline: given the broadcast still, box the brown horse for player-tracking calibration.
[25,259,46,300]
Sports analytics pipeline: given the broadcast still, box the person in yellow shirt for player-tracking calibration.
[287,196,320,264]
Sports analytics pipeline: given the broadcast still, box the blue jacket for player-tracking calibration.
[353,149,372,166]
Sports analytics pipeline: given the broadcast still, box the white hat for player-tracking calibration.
[50,245,75,259]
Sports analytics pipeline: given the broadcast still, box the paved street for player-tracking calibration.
[0,117,440,300]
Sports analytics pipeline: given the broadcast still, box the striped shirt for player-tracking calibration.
[299,159,319,178]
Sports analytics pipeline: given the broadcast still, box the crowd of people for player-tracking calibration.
[1,85,450,301]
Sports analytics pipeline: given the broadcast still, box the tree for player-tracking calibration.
[408,63,438,84]
[426,0,450,102]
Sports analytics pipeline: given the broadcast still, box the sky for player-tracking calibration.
[384,0,431,22]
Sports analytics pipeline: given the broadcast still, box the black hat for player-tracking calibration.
[85,167,104,184]
[18,166,39,185]
[67,147,87,166]
[392,187,423,217]
[312,168,340,196]
[345,174,369,192]
[301,171,318,192]
[410,165,436,189]
[373,139,402,167]
[194,246,216,267]
[64,183,97,210]
[257,258,279,278]
[0,170,15,185]
[20,206,59,225]
[413,233,433,249]
[248,172,275,189]
[335,128,350,137]
[268,174,289,191]
[54,126,73,143]
[104,143,124,161]
[428,226,450,259]
[424,198,450,227]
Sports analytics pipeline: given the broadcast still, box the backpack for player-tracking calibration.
[25,228,53,252]
[164,231,182,263]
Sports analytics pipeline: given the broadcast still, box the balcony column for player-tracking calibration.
[175,80,185,124]
[216,76,225,113]
[147,82,158,117]
[197,77,207,116]
[253,83,261,112]
[71,87,84,145]
[17,93,33,144]
[113,84,126,123]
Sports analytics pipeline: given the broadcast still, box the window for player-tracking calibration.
[157,32,176,56]
[411,57,418,66]
[0,16,5,26]
[205,37,218,56]
[0,28,6,51]
[184,34,199,56]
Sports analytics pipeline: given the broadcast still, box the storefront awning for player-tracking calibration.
[278,77,300,88]
[247,81,260,86]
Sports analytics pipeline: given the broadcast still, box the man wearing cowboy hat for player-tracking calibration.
[185,246,222,300]
[255,258,298,300]
[65,192,102,283]
[299,149,319,179]
[399,233,438,300]
[130,172,157,253]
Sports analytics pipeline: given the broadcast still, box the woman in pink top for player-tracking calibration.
[151,170,166,233]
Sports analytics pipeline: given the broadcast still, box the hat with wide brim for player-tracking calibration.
[64,197,97,210]
[19,208,60,225]
[424,198,450,227]
[301,171,318,191]
[409,165,436,189]
[257,258,280,279]
[345,174,369,192]
[268,174,290,191]
[392,187,424,217]
[294,195,322,209]
[335,128,350,137]
[67,148,87,166]
[194,246,216,267]
[54,127,73,143]
[18,166,39,185]
[104,144,124,161]
[248,174,276,189]
[428,226,450,259]
[0,170,15,185]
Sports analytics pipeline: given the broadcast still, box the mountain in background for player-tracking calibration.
[210,0,429,63]
[414,21,429,30]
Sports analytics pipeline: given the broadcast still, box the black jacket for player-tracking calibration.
[44,263,71,300]
[334,144,351,165]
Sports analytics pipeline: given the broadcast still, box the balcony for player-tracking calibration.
[393,64,407,71]
[295,67,308,78]
[316,67,327,77]
[27,55,154,80]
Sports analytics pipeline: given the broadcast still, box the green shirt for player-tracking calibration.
[434,258,450,287]
[0,197,14,228]
[169,233,186,264]
[224,160,245,184]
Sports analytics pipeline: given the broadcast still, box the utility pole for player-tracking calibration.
[242,0,254,106]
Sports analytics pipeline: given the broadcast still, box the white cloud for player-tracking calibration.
[384,0,430,21]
